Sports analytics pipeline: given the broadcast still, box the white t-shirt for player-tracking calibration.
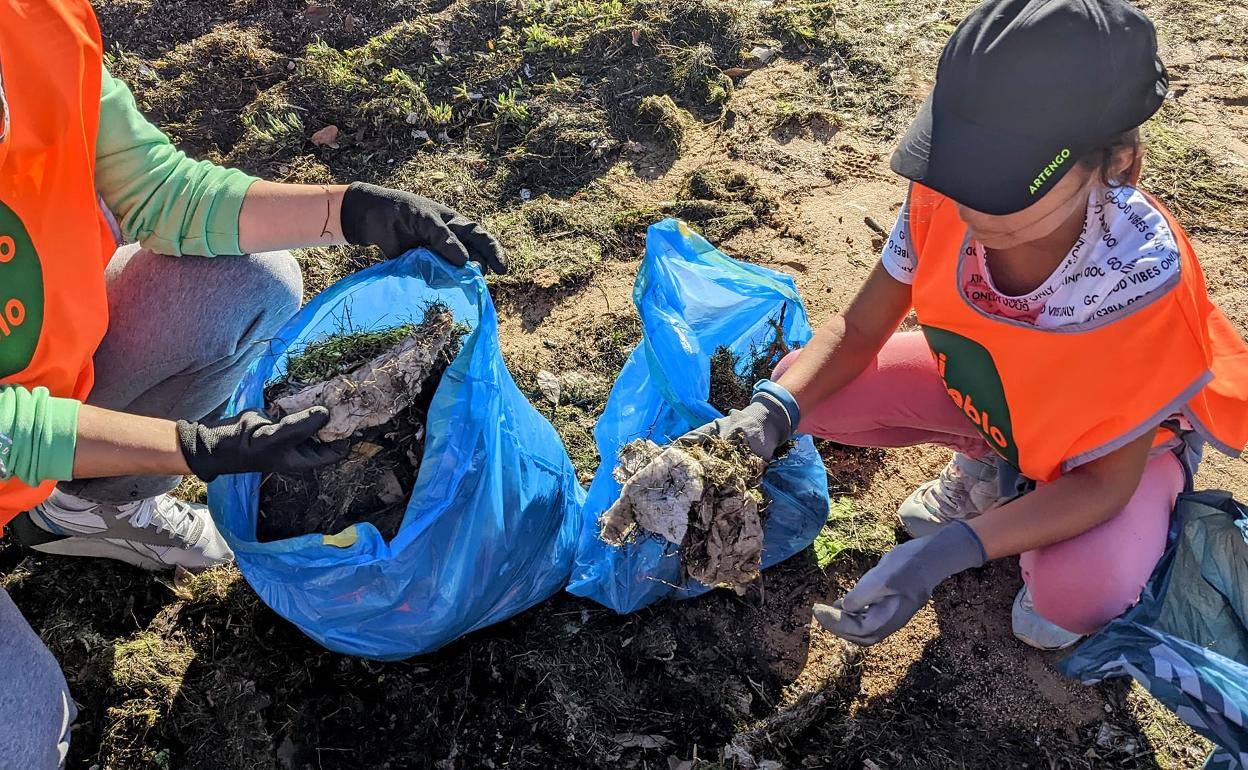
[881,185,1182,328]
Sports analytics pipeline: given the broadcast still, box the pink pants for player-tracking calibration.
[776,332,1184,634]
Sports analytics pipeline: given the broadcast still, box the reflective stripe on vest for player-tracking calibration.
[907,182,1248,482]
[0,0,113,526]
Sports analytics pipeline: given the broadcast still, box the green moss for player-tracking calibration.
[226,88,306,172]
[284,324,419,384]
[280,303,467,385]
[812,495,895,568]
[666,42,733,110]
[112,26,284,158]
[551,404,601,478]
[636,94,689,149]
[112,633,195,703]
[486,193,629,286]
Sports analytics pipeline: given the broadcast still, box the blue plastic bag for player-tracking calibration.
[1061,491,1248,769]
[209,250,585,660]
[567,219,831,613]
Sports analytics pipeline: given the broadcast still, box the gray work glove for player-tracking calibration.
[340,182,507,274]
[683,390,795,462]
[813,521,987,645]
[177,407,350,482]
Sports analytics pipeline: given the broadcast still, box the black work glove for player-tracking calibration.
[340,182,507,274]
[176,407,349,482]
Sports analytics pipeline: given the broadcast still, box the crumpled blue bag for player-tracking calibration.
[566,219,831,613]
[209,249,585,660]
[1060,490,1248,769]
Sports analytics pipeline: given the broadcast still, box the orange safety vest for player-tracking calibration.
[0,0,114,528]
[908,183,1248,482]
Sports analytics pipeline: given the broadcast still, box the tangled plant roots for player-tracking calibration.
[600,437,767,593]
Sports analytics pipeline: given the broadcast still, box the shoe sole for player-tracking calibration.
[1011,590,1085,651]
[1012,629,1083,651]
[24,535,171,571]
[5,511,66,548]
[10,504,232,572]
[21,532,230,573]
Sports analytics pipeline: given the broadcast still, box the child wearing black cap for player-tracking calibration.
[646,0,1248,649]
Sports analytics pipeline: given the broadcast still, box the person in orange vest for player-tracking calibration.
[678,0,1248,652]
[0,1,505,764]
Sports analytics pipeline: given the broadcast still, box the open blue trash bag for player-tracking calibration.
[1061,490,1248,769]
[209,249,585,660]
[566,219,831,613]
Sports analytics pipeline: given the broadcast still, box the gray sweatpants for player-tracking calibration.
[62,242,302,502]
[1,243,301,768]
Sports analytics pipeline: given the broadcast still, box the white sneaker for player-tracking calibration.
[9,489,234,572]
[1011,585,1084,650]
[897,453,1000,538]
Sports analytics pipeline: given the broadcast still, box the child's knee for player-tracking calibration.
[1023,554,1147,635]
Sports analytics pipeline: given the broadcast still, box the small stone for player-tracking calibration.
[560,371,607,404]
[310,124,340,149]
[748,46,778,64]
[536,370,561,404]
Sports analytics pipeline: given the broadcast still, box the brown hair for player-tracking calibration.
[1079,128,1143,188]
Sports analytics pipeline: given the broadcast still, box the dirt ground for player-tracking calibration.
[2,0,1246,767]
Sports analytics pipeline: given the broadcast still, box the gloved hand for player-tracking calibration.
[176,407,350,482]
[813,520,987,645]
[340,182,507,274]
[682,382,798,461]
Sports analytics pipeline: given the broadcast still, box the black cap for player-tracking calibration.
[891,0,1168,215]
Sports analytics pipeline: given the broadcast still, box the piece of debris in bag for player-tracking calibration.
[256,303,470,542]
[598,308,797,592]
[599,437,768,593]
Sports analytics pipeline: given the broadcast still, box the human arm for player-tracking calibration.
[77,405,346,481]
[95,68,258,256]
[72,406,188,478]
[816,431,1156,644]
[235,181,506,272]
[96,68,503,269]
[680,260,914,461]
[774,262,913,426]
[968,428,1155,558]
[0,385,345,486]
